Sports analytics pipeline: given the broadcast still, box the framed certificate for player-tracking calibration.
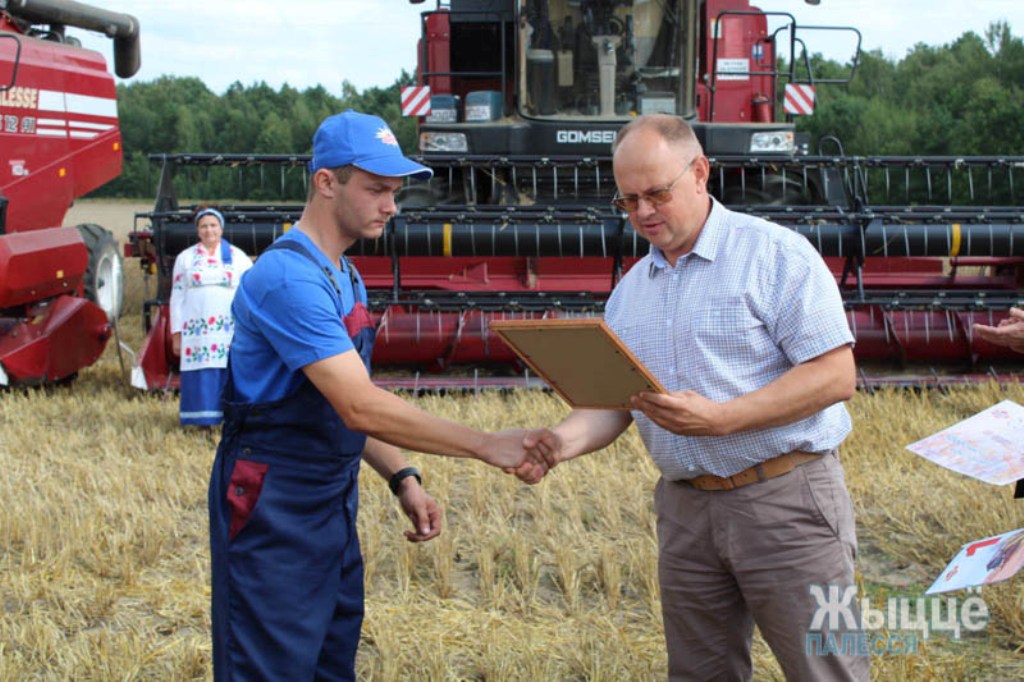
[489,318,666,409]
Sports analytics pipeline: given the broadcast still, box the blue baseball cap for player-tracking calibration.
[308,109,433,181]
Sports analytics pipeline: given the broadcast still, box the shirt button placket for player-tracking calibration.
[670,265,683,375]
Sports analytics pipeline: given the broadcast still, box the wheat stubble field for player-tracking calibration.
[2,201,1024,680]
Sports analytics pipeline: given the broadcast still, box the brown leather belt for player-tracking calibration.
[683,451,822,492]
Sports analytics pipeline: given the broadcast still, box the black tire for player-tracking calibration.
[76,223,124,321]
[396,185,438,208]
[720,173,813,207]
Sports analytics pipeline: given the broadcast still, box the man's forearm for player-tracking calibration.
[721,345,855,434]
[345,388,489,458]
[362,436,411,480]
[554,409,633,463]
[302,351,528,469]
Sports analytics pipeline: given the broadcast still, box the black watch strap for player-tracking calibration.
[388,467,422,495]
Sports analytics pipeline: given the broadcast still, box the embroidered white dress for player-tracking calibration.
[170,242,253,371]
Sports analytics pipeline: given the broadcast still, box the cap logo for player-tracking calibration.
[376,127,399,147]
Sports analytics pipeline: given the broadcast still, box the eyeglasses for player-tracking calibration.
[611,157,697,213]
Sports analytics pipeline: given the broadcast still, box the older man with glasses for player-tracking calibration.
[516,113,868,681]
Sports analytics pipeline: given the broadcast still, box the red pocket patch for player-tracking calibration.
[227,459,269,540]
[343,302,374,338]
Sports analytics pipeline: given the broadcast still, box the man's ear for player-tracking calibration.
[692,156,711,192]
[312,168,336,197]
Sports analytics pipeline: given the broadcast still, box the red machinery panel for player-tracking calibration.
[352,256,624,293]
[134,303,178,390]
[0,295,108,382]
[422,10,452,93]
[699,0,776,122]
[0,227,86,308]
[0,33,122,232]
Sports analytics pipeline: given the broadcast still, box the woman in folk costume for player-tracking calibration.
[170,207,253,426]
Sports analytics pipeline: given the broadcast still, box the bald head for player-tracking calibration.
[610,114,712,265]
[612,114,703,158]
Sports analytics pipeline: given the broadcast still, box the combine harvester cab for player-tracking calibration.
[0,0,140,386]
[130,0,1024,391]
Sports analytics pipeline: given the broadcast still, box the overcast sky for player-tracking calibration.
[70,1,1024,94]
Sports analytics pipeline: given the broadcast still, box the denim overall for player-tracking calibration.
[209,239,375,681]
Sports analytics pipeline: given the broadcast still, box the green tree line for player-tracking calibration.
[96,21,1024,199]
[795,21,1024,156]
[99,71,417,199]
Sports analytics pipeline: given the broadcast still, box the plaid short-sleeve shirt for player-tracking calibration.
[605,198,855,479]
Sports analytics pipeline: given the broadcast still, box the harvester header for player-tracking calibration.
[126,0,1024,391]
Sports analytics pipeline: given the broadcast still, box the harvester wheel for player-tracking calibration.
[76,223,124,321]
[397,185,440,208]
[721,173,812,206]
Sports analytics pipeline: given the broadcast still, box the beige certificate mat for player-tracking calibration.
[489,318,666,409]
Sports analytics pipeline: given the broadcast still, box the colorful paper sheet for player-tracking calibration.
[927,527,1024,594]
[906,400,1024,485]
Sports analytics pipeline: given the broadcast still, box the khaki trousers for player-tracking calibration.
[655,450,870,681]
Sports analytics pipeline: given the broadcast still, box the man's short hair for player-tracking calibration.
[612,114,701,155]
[306,165,356,201]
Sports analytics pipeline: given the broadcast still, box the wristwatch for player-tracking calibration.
[388,467,422,495]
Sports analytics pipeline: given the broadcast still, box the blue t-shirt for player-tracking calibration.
[228,229,364,403]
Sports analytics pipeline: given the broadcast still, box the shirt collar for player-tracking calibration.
[647,196,726,276]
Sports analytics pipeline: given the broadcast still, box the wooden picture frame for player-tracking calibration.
[489,318,666,409]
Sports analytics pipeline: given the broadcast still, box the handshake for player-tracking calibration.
[478,428,563,484]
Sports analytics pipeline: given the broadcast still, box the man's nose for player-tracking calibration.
[635,196,658,216]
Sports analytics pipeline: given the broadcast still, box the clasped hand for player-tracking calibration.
[477,428,562,484]
[497,388,727,485]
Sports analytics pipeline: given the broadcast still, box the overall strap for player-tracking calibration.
[341,255,366,305]
[265,238,343,297]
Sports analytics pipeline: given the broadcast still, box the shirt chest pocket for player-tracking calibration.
[691,302,763,344]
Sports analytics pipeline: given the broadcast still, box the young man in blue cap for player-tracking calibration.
[208,110,540,680]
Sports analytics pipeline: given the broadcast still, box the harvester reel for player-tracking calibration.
[76,223,124,321]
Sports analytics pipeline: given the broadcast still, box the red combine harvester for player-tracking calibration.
[129,0,1024,392]
[0,0,139,386]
